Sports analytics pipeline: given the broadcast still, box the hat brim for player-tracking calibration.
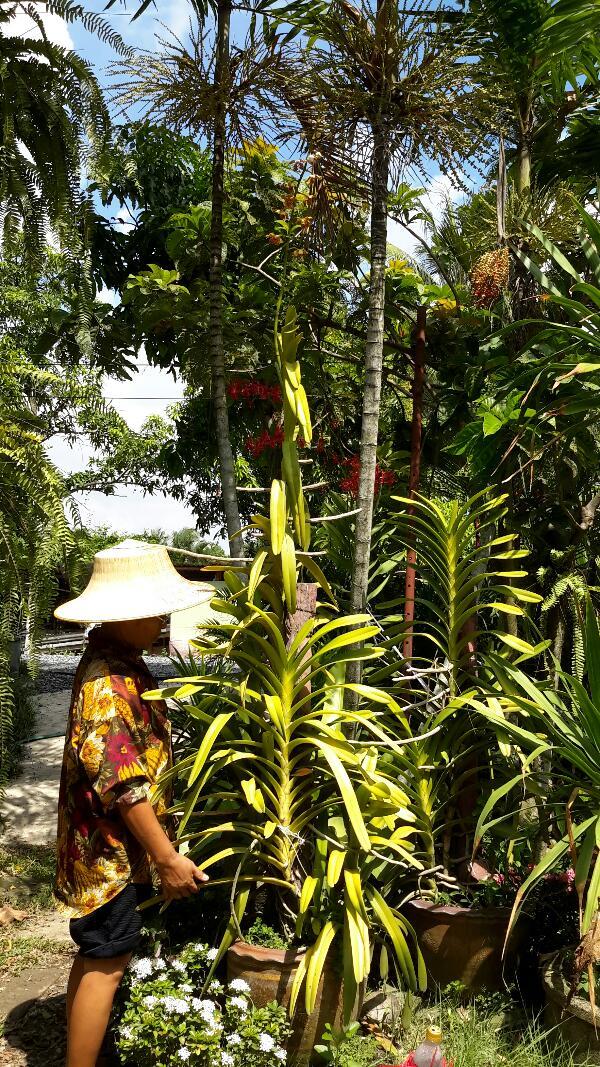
[54,577,212,624]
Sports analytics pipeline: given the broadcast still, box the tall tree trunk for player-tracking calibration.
[209,0,244,557]
[402,305,426,665]
[349,117,389,624]
[515,91,533,195]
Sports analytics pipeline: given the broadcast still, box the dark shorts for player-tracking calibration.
[70,883,153,959]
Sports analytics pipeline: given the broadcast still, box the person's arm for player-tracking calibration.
[119,799,208,901]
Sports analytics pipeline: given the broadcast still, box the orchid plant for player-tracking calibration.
[147,308,426,1020]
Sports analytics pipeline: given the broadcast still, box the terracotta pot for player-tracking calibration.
[403,897,525,991]
[227,940,360,1066]
[542,952,600,1064]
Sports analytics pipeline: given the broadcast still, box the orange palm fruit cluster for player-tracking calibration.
[470,246,510,307]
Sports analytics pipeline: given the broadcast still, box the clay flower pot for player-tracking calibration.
[227,940,360,1066]
[403,897,526,992]
[542,952,600,1065]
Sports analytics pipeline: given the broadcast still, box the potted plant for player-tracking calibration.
[376,492,543,990]
[472,598,600,1058]
[148,309,426,1065]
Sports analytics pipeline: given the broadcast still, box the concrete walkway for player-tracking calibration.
[1,690,70,846]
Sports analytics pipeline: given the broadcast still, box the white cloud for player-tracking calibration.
[1,3,74,50]
[387,172,466,263]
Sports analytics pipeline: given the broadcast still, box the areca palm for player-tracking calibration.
[468,0,600,195]
[0,0,120,262]
[114,0,286,555]
[277,0,492,638]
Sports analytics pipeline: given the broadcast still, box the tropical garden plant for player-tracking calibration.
[369,491,544,891]
[471,598,600,1004]
[147,308,427,1019]
[0,363,73,780]
[117,939,291,1067]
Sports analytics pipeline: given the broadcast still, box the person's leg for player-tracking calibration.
[66,954,85,1026]
[66,952,131,1067]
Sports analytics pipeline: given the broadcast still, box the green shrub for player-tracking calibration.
[244,920,288,950]
[314,1023,381,1067]
[117,941,291,1067]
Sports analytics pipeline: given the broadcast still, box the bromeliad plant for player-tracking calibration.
[147,308,426,1020]
[471,598,600,1005]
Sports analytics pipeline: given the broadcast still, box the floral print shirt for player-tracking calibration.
[54,628,172,917]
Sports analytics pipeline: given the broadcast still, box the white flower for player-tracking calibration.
[194,998,217,1015]
[206,947,219,960]
[162,996,191,1015]
[226,1034,242,1046]
[259,1034,275,1052]
[228,978,250,993]
[143,995,158,1008]
[221,1055,234,1067]
[275,1050,286,1062]
[172,960,187,973]
[194,942,207,952]
[153,958,167,971]
[120,1026,133,1040]
[228,996,248,1013]
[208,980,224,994]
[180,983,193,993]
[131,958,154,979]
[178,1049,191,1062]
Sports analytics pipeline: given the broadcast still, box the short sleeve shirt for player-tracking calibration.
[54,629,172,917]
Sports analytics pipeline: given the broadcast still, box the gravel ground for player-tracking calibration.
[32,653,179,695]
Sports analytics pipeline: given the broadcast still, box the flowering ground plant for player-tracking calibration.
[117,942,290,1067]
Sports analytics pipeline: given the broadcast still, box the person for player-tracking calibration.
[53,540,210,1067]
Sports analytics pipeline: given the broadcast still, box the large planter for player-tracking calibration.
[403,897,525,992]
[542,952,600,1065]
[227,940,360,1066]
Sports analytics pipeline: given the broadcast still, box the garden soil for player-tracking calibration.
[0,956,72,1066]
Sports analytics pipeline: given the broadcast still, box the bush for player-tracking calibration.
[2,668,35,781]
[117,941,291,1067]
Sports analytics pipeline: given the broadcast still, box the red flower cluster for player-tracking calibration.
[492,867,523,888]
[245,425,285,458]
[546,867,576,889]
[340,455,396,496]
[227,379,282,405]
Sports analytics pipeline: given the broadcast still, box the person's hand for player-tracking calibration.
[156,851,209,900]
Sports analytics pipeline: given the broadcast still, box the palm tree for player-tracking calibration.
[280,0,491,629]
[468,0,600,195]
[0,0,123,263]
[114,1,285,556]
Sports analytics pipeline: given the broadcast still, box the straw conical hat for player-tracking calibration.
[54,539,208,623]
